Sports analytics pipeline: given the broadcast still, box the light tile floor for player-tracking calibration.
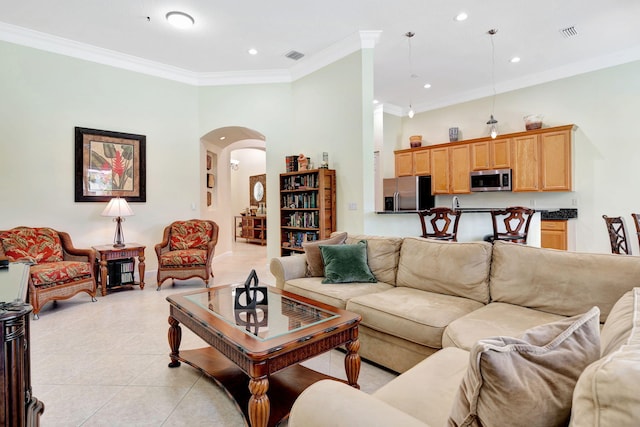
[30,242,397,426]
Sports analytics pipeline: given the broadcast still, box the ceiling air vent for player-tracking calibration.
[560,26,578,38]
[285,50,305,61]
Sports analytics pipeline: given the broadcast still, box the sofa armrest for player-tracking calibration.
[269,254,307,289]
[289,380,429,427]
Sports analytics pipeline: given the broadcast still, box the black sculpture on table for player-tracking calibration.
[234,269,269,335]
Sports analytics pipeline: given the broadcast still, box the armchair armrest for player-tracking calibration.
[58,231,95,263]
[269,254,307,289]
[155,225,172,257]
[289,380,428,427]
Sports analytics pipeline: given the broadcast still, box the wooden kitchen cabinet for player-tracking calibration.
[540,129,572,191]
[541,220,568,250]
[470,139,511,171]
[430,147,450,194]
[430,145,470,194]
[512,126,572,192]
[512,134,540,192]
[414,149,431,175]
[449,144,471,193]
[395,151,413,177]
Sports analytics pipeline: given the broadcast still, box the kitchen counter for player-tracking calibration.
[377,208,578,218]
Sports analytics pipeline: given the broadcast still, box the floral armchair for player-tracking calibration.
[0,227,97,319]
[155,219,219,290]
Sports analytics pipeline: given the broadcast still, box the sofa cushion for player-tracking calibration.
[169,220,213,250]
[374,347,469,426]
[345,234,403,285]
[448,307,601,427]
[570,288,640,426]
[303,232,347,277]
[284,277,393,309]
[159,249,207,267]
[442,302,565,351]
[396,238,492,304]
[0,227,64,263]
[320,241,376,284]
[29,261,93,286]
[490,240,640,322]
[347,287,485,349]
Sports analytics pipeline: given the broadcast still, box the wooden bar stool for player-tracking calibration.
[603,215,631,255]
[632,213,640,251]
[487,206,534,244]
[417,207,462,242]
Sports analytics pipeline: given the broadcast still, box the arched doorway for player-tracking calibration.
[200,126,266,257]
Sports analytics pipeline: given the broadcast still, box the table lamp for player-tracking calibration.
[101,197,134,248]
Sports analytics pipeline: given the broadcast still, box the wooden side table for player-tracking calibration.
[92,243,146,296]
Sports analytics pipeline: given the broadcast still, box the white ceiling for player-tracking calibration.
[2,0,640,115]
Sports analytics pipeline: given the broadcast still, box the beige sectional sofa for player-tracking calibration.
[269,234,640,426]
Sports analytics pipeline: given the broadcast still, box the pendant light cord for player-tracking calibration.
[490,30,497,115]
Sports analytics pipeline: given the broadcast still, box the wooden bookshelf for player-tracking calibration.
[279,169,336,255]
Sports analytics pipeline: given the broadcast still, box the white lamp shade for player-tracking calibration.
[101,197,134,217]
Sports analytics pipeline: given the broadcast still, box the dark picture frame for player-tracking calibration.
[74,127,146,202]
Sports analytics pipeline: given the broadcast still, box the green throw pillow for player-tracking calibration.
[320,240,377,284]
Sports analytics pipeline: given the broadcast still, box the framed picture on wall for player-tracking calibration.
[207,173,215,189]
[74,127,146,202]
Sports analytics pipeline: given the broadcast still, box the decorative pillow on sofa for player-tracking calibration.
[303,232,347,277]
[320,240,376,284]
[448,306,601,427]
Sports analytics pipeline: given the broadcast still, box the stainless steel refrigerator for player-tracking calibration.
[383,176,435,211]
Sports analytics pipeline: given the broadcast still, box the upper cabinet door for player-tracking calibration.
[414,149,431,175]
[470,141,490,171]
[395,152,413,177]
[449,145,471,193]
[491,138,511,169]
[430,147,450,194]
[540,129,572,191]
[512,134,540,192]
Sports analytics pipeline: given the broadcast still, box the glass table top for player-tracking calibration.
[184,285,338,341]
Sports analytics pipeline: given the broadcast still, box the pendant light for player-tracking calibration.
[486,29,498,139]
[405,31,416,119]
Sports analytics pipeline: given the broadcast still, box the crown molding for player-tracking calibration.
[1,22,381,87]
[289,30,381,81]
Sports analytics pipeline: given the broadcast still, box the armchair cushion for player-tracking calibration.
[30,261,93,287]
[0,227,63,263]
[159,249,207,267]
[169,220,214,250]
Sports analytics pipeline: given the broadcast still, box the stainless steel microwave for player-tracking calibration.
[470,169,512,192]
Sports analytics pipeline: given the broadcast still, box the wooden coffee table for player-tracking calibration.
[166,284,361,427]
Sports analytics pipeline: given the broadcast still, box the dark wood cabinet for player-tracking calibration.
[0,263,44,426]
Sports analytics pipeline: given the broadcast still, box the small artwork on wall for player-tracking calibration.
[207,191,212,207]
[207,173,215,189]
[206,152,212,170]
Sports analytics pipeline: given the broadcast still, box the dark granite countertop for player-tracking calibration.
[376,208,578,219]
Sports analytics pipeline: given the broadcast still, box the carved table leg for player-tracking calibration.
[345,338,361,389]
[99,258,108,296]
[138,251,145,290]
[248,377,270,427]
[168,316,182,368]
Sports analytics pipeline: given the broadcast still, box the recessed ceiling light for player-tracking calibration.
[219,136,226,140]
[510,56,521,63]
[455,12,468,22]
[166,11,195,29]
[423,83,432,89]
[248,48,258,55]
[373,99,379,104]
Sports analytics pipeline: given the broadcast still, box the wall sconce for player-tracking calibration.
[230,159,240,170]
[101,197,134,248]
